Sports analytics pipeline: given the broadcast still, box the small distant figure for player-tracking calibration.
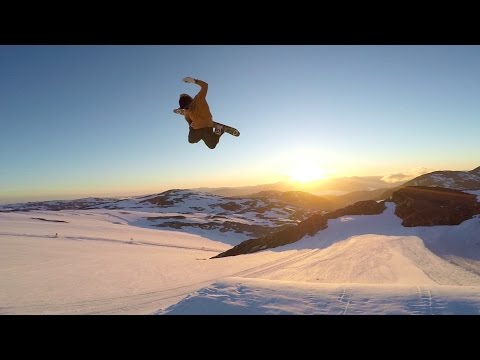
[55,233,58,238]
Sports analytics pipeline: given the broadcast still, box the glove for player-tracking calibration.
[182,76,196,84]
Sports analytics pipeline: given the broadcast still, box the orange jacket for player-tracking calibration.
[184,79,214,129]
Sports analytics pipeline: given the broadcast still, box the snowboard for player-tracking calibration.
[173,108,240,137]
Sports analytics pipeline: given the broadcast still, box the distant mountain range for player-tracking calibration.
[194,167,480,199]
[2,165,479,249]
[237,190,333,210]
[322,166,480,209]
[193,175,406,197]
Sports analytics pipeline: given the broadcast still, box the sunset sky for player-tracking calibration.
[1,45,479,203]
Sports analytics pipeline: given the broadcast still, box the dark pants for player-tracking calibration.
[188,127,220,149]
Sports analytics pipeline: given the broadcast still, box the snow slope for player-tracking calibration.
[163,277,480,315]
[0,211,287,314]
[3,193,480,314]
[163,200,480,314]
[267,202,480,285]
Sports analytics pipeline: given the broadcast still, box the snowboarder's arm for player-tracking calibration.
[182,76,208,99]
[194,79,208,99]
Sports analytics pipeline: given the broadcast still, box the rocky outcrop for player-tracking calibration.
[140,194,175,207]
[213,200,386,258]
[214,185,480,258]
[152,219,278,238]
[329,200,386,217]
[391,186,480,227]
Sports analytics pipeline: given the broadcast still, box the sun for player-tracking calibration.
[289,160,328,183]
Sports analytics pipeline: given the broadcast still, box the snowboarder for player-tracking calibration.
[178,77,224,149]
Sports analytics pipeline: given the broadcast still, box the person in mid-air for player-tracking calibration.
[178,76,224,149]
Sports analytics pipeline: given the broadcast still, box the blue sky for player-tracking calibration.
[1,45,479,202]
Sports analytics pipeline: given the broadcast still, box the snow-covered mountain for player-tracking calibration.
[0,189,325,244]
[215,186,480,258]
[327,166,480,208]
[403,166,480,190]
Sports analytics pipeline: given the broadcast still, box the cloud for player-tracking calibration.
[381,167,432,183]
[382,173,415,183]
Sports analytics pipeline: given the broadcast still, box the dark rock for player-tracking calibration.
[329,200,386,217]
[140,195,174,207]
[217,202,243,211]
[31,217,68,223]
[154,221,273,237]
[213,200,386,258]
[391,186,480,226]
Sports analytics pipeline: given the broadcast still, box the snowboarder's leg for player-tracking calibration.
[188,127,203,144]
[202,127,221,149]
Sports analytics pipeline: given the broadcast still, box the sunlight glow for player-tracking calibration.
[289,160,328,183]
